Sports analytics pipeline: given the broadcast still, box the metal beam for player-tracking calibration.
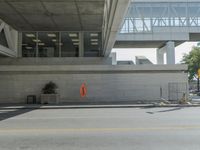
[0,20,18,57]
[0,45,17,57]
[0,22,5,33]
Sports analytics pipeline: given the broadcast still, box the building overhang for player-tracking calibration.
[0,0,105,31]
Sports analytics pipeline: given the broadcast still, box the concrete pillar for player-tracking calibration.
[157,41,175,65]
[110,52,117,65]
[102,0,130,56]
[157,49,164,64]
[166,41,175,64]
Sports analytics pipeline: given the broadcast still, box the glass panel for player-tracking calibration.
[38,32,59,57]
[61,32,79,57]
[22,32,36,57]
[84,32,101,57]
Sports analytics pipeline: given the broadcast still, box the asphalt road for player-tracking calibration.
[0,106,200,150]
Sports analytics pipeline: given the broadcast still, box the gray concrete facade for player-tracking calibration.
[0,57,112,66]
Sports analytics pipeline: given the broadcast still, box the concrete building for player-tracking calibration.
[0,0,189,104]
[135,56,153,65]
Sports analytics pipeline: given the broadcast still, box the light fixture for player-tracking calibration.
[47,33,56,37]
[91,42,98,45]
[38,43,45,46]
[56,43,63,46]
[52,39,57,42]
[73,43,79,46]
[26,47,32,49]
[91,39,98,42]
[69,33,78,37]
[26,34,35,38]
[22,43,28,46]
[90,33,98,37]
[72,39,79,42]
[33,39,41,43]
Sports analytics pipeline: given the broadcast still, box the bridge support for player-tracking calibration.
[157,41,175,65]
[110,52,117,65]
[102,0,130,57]
[157,49,164,64]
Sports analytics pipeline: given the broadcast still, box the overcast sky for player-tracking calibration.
[112,42,198,64]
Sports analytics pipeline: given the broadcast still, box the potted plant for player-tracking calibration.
[40,82,60,104]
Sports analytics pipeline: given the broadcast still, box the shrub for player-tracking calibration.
[42,82,58,94]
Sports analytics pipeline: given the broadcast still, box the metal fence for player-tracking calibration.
[168,82,188,101]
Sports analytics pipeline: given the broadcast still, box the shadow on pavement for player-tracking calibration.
[0,106,40,121]
[146,107,183,114]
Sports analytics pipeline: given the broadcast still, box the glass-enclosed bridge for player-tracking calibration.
[117,0,200,64]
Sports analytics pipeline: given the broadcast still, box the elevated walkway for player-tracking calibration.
[116,1,200,48]
[115,1,200,64]
[115,0,200,48]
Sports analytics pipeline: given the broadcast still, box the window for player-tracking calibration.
[38,32,59,57]
[61,32,79,57]
[84,32,101,57]
[22,32,36,57]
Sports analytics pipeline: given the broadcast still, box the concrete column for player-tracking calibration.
[166,41,175,64]
[157,49,164,64]
[110,52,117,65]
[102,0,130,56]
[157,41,175,65]
[79,32,84,57]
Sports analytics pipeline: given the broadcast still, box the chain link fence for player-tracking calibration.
[168,82,188,101]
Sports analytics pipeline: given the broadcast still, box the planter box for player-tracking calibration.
[40,94,60,104]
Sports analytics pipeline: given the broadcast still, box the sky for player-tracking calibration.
[112,42,198,64]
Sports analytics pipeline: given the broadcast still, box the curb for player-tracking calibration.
[1,104,200,110]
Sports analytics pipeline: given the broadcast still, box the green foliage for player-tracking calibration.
[42,82,58,94]
[182,46,200,80]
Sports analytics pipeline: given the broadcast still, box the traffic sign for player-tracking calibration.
[198,69,200,78]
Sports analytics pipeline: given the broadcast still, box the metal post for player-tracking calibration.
[79,32,84,57]
[18,32,22,57]
[59,32,61,57]
[36,32,38,57]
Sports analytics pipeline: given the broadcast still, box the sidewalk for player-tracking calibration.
[0,103,200,110]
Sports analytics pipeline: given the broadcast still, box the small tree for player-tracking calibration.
[42,82,58,94]
[182,46,200,91]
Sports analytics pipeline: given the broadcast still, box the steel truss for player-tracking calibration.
[121,2,200,33]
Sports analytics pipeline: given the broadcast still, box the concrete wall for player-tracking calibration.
[0,57,112,65]
[0,64,188,104]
